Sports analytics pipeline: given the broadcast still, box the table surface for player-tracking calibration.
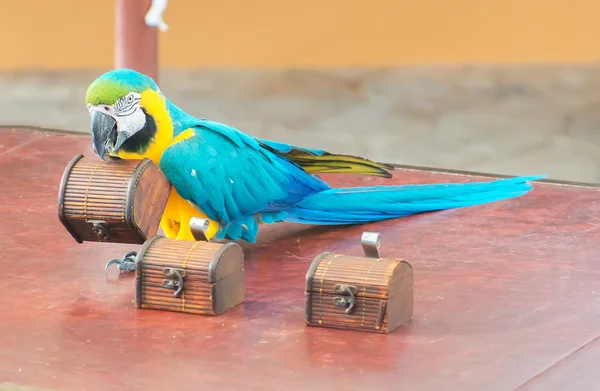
[1,128,600,391]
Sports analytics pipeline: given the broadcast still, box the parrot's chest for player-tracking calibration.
[58,154,172,244]
[134,236,245,316]
[304,250,414,334]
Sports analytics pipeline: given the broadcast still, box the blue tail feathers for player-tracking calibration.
[283,175,546,225]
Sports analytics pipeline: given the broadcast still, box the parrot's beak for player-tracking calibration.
[91,110,117,160]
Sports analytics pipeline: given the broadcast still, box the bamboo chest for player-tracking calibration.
[305,247,414,333]
[135,236,245,316]
[57,154,172,244]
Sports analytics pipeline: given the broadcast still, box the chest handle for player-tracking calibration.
[162,267,187,298]
[333,284,357,314]
[361,231,381,258]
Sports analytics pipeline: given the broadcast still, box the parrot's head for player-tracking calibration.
[85,68,173,162]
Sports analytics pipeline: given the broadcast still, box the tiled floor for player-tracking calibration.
[1,127,600,391]
[1,65,600,183]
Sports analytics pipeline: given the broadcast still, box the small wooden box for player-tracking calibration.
[57,154,172,244]
[135,236,245,315]
[305,241,414,333]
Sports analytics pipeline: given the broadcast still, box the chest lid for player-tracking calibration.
[305,253,410,300]
[305,232,412,300]
[135,236,244,283]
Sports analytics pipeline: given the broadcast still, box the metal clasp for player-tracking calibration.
[162,267,187,298]
[361,231,381,258]
[88,220,111,241]
[333,284,357,314]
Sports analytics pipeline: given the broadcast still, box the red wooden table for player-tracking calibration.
[1,128,600,391]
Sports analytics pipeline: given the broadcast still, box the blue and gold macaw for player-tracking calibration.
[86,69,544,244]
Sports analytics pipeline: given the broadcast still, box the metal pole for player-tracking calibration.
[115,0,159,82]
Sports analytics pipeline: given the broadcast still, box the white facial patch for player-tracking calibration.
[114,107,146,138]
[88,92,146,148]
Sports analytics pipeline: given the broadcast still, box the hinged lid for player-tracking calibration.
[305,252,409,300]
[135,236,244,283]
[304,232,412,300]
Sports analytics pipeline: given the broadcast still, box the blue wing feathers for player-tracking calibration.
[159,121,328,241]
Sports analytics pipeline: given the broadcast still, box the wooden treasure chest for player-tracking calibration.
[135,236,245,316]
[57,154,172,244]
[305,232,414,333]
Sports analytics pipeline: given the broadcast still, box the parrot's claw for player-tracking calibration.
[105,251,137,273]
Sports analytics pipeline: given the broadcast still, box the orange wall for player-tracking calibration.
[1,0,600,69]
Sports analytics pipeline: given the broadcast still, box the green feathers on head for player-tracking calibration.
[85,68,159,105]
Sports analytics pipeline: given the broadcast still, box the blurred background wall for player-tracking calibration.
[1,0,599,182]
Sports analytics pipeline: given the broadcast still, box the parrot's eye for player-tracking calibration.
[127,94,134,104]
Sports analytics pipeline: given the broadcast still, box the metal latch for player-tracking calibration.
[88,219,111,241]
[333,284,358,314]
[162,267,187,298]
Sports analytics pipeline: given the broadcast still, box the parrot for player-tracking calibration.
[86,68,545,249]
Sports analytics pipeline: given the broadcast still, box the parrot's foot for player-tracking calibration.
[105,251,137,273]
